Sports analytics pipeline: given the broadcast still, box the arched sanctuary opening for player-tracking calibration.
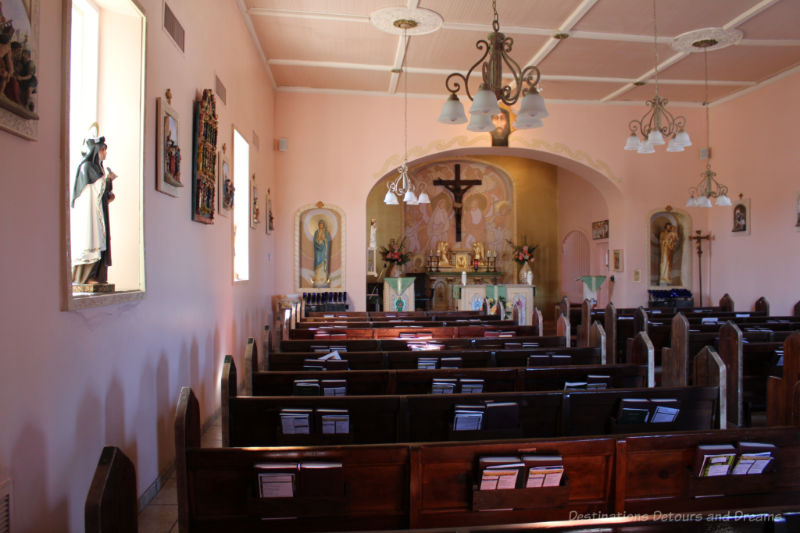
[366,147,620,318]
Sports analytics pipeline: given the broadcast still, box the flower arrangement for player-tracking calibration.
[380,237,411,265]
[506,238,537,265]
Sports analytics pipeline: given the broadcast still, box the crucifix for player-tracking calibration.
[689,230,713,306]
[433,163,482,242]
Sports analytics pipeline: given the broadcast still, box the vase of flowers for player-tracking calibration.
[380,237,411,278]
[506,238,536,284]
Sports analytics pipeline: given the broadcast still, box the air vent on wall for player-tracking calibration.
[0,478,11,533]
[164,3,185,52]
[215,76,227,105]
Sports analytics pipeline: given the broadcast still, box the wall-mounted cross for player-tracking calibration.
[433,163,482,242]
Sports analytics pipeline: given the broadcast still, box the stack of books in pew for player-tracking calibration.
[255,461,344,498]
[311,345,348,353]
[279,408,350,435]
[432,378,484,394]
[701,317,720,325]
[503,341,540,348]
[408,342,445,351]
[303,352,349,370]
[563,374,611,390]
[484,331,516,338]
[452,401,519,431]
[617,397,680,424]
[527,353,573,367]
[416,356,463,369]
[695,442,775,477]
[293,378,347,396]
[478,455,564,490]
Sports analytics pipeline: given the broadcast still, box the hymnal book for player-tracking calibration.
[459,378,484,394]
[432,378,457,395]
[328,346,348,352]
[321,379,346,396]
[504,342,522,349]
[498,331,516,338]
[280,408,312,435]
[417,357,438,369]
[478,456,524,490]
[298,461,345,499]
[453,404,485,431]
[440,356,463,369]
[318,351,342,360]
[564,381,588,390]
[650,398,681,423]
[303,359,326,371]
[255,463,297,498]
[550,354,573,364]
[293,379,321,396]
[732,442,775,475]
[587,374,611,389]
[521,455,564,488]
[701,317,720,324]
[318,408,350,434]
[522,342,539,348]
[735,313,751,318]
[617,398,651,424]
[696,444,736,477]
[484,401,519,430]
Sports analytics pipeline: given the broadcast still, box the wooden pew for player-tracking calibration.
[614,426,800,515]
[768,332,800,426]
[279,334,567,353]
[176,388,410,532]
[85,446,138,533]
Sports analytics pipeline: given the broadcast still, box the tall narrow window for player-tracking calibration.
[64,0,146,309]
[233,129,250,281]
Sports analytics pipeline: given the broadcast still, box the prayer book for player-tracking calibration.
[696,444,736,477]
[318,408,350,435]
[479,456,524,490]
[280,408,312,435]
[293,379,321,396]
[321,379,346,396]
[617,398,651,424]
[432,378,457,394]
[452,404,484,431]
[417,357,438,369]
[459,378,484,394]
[440,356,462,369]
[255,463,297,498]
[522,455,564,488]
[732,442,775,475]
[484,401,519,430]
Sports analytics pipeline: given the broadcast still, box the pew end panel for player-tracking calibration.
[692,346,727,429]
[556,313,571,348]
[768,332,800,426]
[85,446,138,533]
[589,322,607,364]
[410,437,615,529]
[661,313,690,387]
[719,321,745,427]
[719,293,734,312]
[629,331,655,387]
[754,296,770,316]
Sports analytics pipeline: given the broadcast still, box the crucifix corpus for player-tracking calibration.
[433,163,482,242]
[688,230,713,306]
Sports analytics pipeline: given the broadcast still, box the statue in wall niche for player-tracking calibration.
[369,218,377,250]
[71,136,118,287]
[658,222,679,286]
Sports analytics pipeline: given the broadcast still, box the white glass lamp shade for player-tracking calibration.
[637,141,655,154]
[403,189,418,204]
[469,84,501,115]
[438,94,468,124]
[666,138,685,152]
[384,190,399,205]
[467,112,495,132]
[716,194,732,206]
[417,191,430,204]
[518,90,548,119]
[624,134,642,151]
[647,129,665,146]
[698,196,712,208]
[673,130,692,147]
[686,195,697,207]
[513,116,543,130]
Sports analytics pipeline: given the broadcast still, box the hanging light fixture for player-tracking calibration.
[370,7,441,206]
[437,0,548,131]
[382,22,430,206]
[686,45,730,207]
[624,0,691,154]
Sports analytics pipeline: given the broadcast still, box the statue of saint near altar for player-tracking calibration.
[471,241,485,263]
[436,240,451,266]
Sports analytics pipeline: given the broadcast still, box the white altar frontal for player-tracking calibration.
[455,284,535,325]
[383,277,415,312]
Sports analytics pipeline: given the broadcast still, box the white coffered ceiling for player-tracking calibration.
[240,0,800,106]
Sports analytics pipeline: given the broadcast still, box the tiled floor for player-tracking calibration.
[137,417,222,532]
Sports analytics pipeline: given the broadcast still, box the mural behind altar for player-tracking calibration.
[402,160,514,276]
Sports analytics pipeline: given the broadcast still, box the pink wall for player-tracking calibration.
[0,1,275,530]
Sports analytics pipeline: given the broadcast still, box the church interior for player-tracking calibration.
[1,0,800,531]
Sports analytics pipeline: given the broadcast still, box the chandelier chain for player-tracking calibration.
[652,0,660,95]
[703,48,711,155]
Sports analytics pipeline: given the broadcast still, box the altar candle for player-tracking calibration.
[461,271,467,286]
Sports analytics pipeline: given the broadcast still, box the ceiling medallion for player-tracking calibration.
[671,27,743,53]
[369,7,443,35]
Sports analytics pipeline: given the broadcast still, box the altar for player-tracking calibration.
[454,284,535,325]
[426,271,501,311]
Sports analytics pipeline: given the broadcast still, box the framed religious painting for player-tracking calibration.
[250,175,259,228]
[156,91,183,197]
[612,249,624,272]
[0,0,40,140]
[217,147,232,217]
[295,203,345,291]
[191,89,217,224]
[592,220,609,240]
[731,196,750,235]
